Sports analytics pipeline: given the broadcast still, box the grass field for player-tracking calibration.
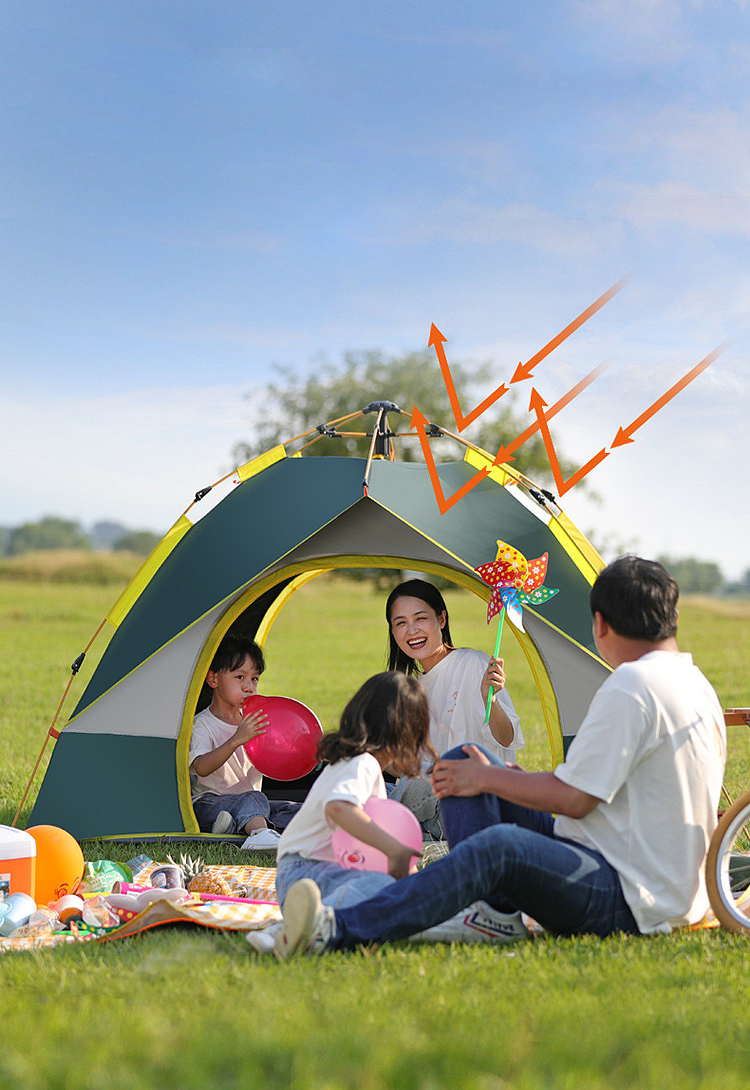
[1,571,749,1089]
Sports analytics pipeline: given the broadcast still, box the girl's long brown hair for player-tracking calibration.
[318,671,435,778]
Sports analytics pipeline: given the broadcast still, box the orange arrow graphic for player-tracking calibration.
[510,275,630,384]
[410,404,489,513]
[493,360,610,466]
[611,344,726,448]
[529,388,609,497]
[428,324,508,432]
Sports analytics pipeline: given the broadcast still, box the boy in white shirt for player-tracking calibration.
[189,634,284,850]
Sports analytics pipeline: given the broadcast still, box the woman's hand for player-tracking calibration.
[480,656,506,705]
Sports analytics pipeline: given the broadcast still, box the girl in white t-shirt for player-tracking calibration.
[274,672,435,911]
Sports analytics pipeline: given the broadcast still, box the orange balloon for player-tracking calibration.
[27,825,84,905]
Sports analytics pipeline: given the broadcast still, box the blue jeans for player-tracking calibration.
[331,746,639,947]
[193,791,300,833]
[276,852,396,910]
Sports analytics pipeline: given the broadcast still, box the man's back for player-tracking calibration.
[554,650,726,931]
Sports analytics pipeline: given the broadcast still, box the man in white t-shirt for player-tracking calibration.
[276,557,727,955]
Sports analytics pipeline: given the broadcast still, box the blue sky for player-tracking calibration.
[1,1,748,578]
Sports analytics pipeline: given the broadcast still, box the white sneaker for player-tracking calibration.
[409,900,529,945]
[240,828,282,851]
[211,811,234,835]
[245,920,282,954]
[274,879,335,958]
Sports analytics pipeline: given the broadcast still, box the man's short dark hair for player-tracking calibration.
[590,556,678,641]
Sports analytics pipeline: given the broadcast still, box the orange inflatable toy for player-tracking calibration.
[27,825,85,905]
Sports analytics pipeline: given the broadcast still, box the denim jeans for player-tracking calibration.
[193,791,300,833]
[332,745,639,947]
[276,852,396,910]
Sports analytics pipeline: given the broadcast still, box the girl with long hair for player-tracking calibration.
[274,672,436,911]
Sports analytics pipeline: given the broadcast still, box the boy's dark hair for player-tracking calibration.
[385,579,454,675]
[589,556,678,641]
[209,633,265,675]
[318,671,435,778]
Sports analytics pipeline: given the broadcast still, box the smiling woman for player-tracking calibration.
[385,579,524,766]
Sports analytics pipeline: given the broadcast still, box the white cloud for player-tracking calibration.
[371,197,623,256]
[572,0,693,63]
[612,181,750,236]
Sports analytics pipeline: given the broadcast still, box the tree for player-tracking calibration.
[113,530,162,556]
[724,568,750,597]
[90,520,129,549]
[657,555,725,595]
[232,350,581,489]
[7,516,91,556]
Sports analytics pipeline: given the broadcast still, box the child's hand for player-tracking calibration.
[387,842,419,880]
[234,708,269,746]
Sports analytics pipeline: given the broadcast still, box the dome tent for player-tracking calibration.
[25,407,609,840]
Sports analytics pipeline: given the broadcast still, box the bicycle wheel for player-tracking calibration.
[706,788,750,935]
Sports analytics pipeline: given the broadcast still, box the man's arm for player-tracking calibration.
[430,744,601,819]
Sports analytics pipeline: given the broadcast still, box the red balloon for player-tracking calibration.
[242,695,323,780]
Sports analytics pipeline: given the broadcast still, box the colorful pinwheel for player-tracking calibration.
[474,540,558,721]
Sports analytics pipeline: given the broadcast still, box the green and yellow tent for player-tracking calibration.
[25,406,608,839]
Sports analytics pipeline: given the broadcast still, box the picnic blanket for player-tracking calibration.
[0,861,281,954]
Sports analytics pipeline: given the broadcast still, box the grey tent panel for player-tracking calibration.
[66,601,228,737]
[260,496,474,578]
[523,611,610,748]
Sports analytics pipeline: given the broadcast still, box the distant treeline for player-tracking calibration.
[0,516,161,558]
[655,555,749,598]
[0,516,746,596]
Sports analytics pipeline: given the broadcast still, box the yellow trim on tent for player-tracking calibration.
[512,624,565,765]
[107,447,287,633]
[549,511,605,584]
[107,515,192,629]
[464,447,605,585]
[175,633,221,833]
[235,444,286,482]
[254,570,328,645]
[464,446,522,488]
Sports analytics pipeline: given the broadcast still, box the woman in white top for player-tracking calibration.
[385,580,523,834]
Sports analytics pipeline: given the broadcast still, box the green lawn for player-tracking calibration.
[1,574,749,1090]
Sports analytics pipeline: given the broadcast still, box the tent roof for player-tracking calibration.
[74,454,599,717]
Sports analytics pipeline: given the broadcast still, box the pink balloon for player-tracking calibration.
[331,797,423,872]
[242,695,323,780]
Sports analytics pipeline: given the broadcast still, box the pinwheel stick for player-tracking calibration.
[484,606,506,723]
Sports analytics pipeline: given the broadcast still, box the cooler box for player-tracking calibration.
[0,825,36,900]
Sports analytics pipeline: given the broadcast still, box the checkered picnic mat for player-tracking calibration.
[0,863,281,953]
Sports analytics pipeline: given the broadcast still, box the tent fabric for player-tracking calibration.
[29,448,608,840]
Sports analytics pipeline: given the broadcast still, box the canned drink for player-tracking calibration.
[149,864,184,889]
